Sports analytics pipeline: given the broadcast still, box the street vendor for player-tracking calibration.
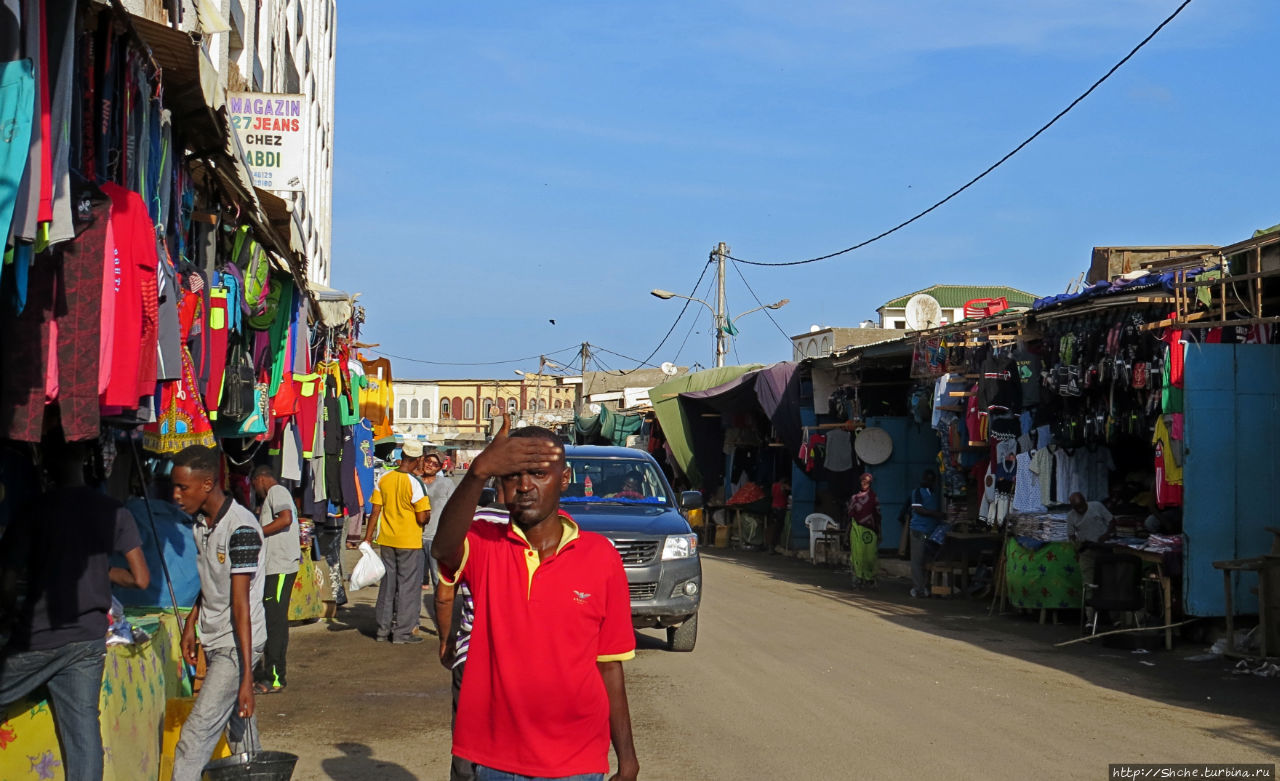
[1067,491,1115,595]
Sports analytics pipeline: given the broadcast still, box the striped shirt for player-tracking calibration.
[452,507,509,668]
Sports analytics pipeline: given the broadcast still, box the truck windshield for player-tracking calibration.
[562,458,672,506]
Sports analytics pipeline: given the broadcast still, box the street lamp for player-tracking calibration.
[731,298,789,326]
[651,243,788,369]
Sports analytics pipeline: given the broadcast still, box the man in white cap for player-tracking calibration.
[363,441,431,643]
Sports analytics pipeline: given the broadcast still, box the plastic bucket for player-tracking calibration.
[201,750,298,781]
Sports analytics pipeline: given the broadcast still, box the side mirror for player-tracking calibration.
[678,491,703,510]
[479,487,497,507]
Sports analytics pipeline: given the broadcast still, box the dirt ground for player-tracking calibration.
[257,548,1280,780]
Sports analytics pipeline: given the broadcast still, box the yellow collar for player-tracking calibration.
[508,510,579,555]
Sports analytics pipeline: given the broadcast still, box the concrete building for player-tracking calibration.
[791,326,898,361]
[118,0,336,285]
[574,368,689,411]
[876,285,1037,330]
[391,376,579,441]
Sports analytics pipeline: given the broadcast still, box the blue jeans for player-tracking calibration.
[474,767,604,781]
[0,637,107,781]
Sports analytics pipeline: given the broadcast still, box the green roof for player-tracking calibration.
[878,285,1038,311]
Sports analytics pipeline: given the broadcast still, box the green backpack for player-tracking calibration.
[232,226,271,312]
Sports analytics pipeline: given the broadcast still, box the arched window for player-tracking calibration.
[820,336,832,355]
[422,399,431,419]
[410,399,419,419]
[398,399,408,418]
[483,400,494,419]
[507,398,517,414]
[463,399,475,419]
[538,399,547,411]
[440,399,451,418]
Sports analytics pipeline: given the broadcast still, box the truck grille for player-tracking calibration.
[611,539,659,566]
[629,582,658,600]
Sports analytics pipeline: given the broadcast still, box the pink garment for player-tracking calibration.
[98,219,116,394]
[1170,413,1184,441]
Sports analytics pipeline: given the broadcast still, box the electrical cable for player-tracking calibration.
[590,344,664,370]
[368,344,580,367]
[729,259,796,344]
[727,0,1195,268]
[617,258,715,371]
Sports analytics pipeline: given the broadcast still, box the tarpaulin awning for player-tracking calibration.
[650,365,761,485]
[677,362,803,484]
[575,405,644,446]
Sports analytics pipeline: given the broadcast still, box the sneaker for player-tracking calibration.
[909,588,927,598]
[392,635,425,645]
[374,634,389,642]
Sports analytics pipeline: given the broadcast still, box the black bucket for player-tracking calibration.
[202,750,298,781]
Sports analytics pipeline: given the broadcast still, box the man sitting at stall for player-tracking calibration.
[1067,491,1115,601]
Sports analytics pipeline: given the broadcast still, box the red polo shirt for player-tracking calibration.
[440,510,635,777]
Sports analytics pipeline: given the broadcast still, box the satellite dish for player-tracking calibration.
[660,361,678,376]
[809,324,822,333]
[904,294,943,331]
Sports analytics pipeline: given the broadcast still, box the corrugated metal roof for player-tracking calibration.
[878,285,1039,310]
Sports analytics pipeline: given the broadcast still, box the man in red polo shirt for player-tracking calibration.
[433,416,639,781]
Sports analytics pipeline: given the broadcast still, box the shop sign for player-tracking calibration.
[228,92,307,192]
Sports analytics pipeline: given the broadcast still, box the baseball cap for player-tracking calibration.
[401,441,424,458]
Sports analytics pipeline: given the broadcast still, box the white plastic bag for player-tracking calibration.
[348,542,385,592]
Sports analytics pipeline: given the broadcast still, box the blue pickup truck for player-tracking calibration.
[559,446,703,651]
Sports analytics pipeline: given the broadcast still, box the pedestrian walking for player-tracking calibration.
[169,446,268,781]
[419,450,456,592]
[251,465,298,694]
[0,440,150,781]
[433,415,639,781]
[365,441,431,644]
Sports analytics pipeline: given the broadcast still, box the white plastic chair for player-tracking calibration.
[805,513,838,563]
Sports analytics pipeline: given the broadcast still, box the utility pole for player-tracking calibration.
[578,342,589,414]
[714,242,729,368]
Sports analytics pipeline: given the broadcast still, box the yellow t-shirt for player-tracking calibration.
[371,471,431,549]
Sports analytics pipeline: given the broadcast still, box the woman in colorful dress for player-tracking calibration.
[846,472,882,588]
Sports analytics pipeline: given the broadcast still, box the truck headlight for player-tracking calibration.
[662,534,698,560]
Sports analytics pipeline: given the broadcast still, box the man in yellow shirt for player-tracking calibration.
[364,441,431,644]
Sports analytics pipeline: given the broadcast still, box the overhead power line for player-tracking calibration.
[369,344,580,367]
[729,259,796,344]
[728,0,1195,268]
[609,259,715,374]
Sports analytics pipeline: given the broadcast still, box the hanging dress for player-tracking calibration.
[143,287,215,453]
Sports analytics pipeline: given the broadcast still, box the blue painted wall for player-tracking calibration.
[865,416,941,552]
[1183,343,1280,616]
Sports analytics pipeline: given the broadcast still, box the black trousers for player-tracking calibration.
[259,572,296,688]
[451,662,475,781]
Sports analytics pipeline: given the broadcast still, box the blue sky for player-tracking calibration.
[330,0,1276,379]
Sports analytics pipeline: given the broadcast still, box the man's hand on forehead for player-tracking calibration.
[471,413,563,479]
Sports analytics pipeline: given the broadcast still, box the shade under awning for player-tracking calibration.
[650,365,761,486]
[129,14,224,152]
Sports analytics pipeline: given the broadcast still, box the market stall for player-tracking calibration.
[0,3,373,777]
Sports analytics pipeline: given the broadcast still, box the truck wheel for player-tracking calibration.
[667,613,697,652]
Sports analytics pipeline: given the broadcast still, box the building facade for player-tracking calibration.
[391,376,579,440]
[120,0,336,285]
[877,285,1038,330]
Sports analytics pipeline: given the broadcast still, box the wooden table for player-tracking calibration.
[1105,543,1176,651]
[931,532,1001,596]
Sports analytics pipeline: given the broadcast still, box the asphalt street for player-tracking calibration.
[259,549,1280,780]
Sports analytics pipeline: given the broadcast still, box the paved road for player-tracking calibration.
[260,550,1280,780]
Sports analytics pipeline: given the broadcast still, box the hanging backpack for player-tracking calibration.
[232,226,271,312]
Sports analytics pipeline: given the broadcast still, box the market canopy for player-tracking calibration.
[650,363,811,486]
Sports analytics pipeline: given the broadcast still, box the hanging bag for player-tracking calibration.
[232,226,272,312]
